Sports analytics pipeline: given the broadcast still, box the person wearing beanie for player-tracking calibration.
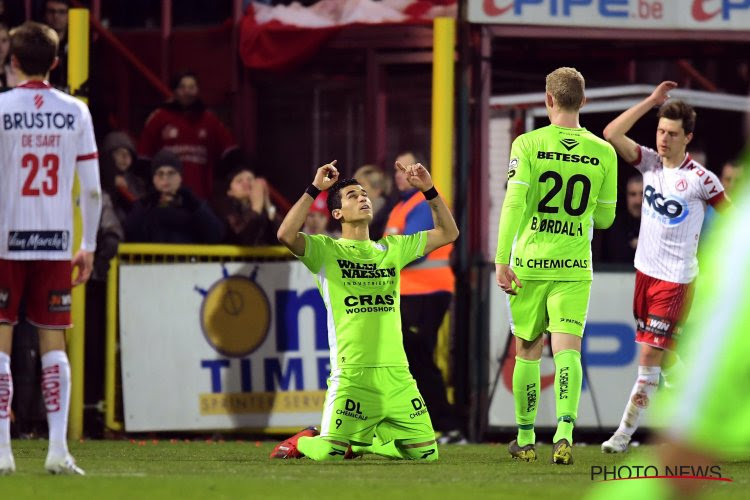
[138,70,238,199]
[213,166,282,246]
[100,130,146,225]
[124,148,223,244]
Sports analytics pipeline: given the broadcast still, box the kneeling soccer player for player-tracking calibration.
[271,159,459,462]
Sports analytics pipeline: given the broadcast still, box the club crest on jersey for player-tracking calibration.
[643,185,689,226]
[675,178,688,192]
[34,94,44,109]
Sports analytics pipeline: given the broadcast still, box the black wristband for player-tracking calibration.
[422,186,439,201]
[305,184,321,199]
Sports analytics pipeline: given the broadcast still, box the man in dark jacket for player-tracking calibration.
[125,149,223,244]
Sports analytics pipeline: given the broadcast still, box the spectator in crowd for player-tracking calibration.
[138,70,237,200]
[125,149,223,244]
[213,166,282,246]
[602,174,643,264]
[0,22,17,89]
[302,191,332,236]
[384,151,465,444]
[42,0,68,90]
[100,131,146,226]
[719,159,743,192]
[354,163,393,240]
[702,159,743,236]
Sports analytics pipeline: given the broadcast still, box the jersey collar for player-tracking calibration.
[17,80,53,89]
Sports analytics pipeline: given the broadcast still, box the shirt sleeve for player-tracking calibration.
[385,232,427,269]
[495,137,531,264]
[298,233,328,274]
[599,145,618,203]
[76,104,102,252]
[632,145,658,173]
[697,168,726,206]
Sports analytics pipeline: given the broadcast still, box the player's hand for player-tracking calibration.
[495,263,522,295]
[649,81,678,106]
[312,160,339,191]
[71,249,94,287]
[395,161,433,192]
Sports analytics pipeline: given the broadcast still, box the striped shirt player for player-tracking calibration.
[0,19,102,478]
[0,81,102,328]
[601,82,728,454]
[631,146,725,348]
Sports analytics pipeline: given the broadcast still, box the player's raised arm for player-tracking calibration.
[395,161,458,255]
[604,81,678,164]
[277,161,339,255]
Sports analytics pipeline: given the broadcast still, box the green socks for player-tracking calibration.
[513,356,540,447]
[351,435,404,460]
[552,349,582,444]
[297,436,348,461]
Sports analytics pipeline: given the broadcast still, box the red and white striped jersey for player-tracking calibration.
[632,145,725,284]
[0,81,100,260]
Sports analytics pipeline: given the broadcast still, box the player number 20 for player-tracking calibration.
[537,171,591,217]
[21,153,59,196]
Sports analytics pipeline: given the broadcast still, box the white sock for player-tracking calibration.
[0,352,12,450]
[41,350,71,457]
[616,365,660,437]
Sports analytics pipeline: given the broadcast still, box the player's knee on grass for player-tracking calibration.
[397,439,439,461]
[297,436,348,461]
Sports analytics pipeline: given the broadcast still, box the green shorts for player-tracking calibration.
[319,366,435,445]
[506,280,591,341]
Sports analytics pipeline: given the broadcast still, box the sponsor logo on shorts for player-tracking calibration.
[0,289,9,309]
[48,290,72,312]
[8,230,69,251]
[410,397,428,419]
[336,398,368,421]
[638,315,672,336]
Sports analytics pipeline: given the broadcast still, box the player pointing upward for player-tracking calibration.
[601,82,728,454]
[271,159,458,461]
[495,67,618,465]
[0,22,102,475]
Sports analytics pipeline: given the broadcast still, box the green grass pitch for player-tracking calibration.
[2,440,748,499]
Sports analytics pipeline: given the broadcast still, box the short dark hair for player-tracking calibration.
[10,22,59,76]
[657,100,697,135]
[327,178,360,214]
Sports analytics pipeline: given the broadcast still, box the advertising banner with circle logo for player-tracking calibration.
[119,261,330,432]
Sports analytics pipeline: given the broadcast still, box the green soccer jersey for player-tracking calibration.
[297,232,427,370]
[496,124,617,280]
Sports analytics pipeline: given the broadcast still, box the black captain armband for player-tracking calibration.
[422,186,439,201]
[305,184,321,199]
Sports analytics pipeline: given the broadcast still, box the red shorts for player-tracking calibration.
[0,259,72,329]
[633,270,694,351]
